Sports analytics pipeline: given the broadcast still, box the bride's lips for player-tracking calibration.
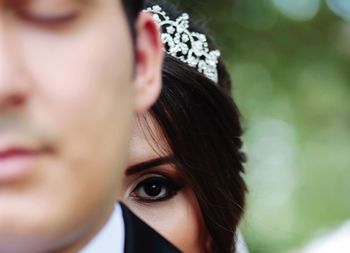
[0,137,51,184]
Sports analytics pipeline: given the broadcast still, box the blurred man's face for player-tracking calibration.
[0,0,162,252]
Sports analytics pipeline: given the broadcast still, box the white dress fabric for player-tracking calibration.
[298,221,350,253]
[236,231,249,253]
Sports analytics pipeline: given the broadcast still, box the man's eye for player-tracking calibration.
[131,176,181,202]
[16,10,78,26]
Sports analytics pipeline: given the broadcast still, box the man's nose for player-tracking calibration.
[0,27,28,110]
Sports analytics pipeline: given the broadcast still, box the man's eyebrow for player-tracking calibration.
[126,156,175,176]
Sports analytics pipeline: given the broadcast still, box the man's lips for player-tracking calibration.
[0,146,49,184]
[0,148,42,159]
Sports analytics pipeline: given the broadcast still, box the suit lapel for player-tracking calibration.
[120,203,181,253]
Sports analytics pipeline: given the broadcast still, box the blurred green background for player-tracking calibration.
[171,0,350,252]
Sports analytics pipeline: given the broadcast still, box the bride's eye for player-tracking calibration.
[131,176,182,202]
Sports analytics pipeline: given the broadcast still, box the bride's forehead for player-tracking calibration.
[129,118,170,163]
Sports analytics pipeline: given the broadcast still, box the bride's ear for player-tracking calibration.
[132,12,164,113]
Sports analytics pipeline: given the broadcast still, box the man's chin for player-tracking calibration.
[0,234,85,253]
[0,200,79,253]
[0,197,107,253]
[0,237,56,253]
[0,219,86,253]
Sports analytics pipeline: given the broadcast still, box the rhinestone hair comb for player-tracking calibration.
[145,5,221,83]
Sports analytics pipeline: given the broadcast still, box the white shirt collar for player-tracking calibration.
[80,204,125,253]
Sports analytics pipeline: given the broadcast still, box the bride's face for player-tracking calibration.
[122,118,212,253]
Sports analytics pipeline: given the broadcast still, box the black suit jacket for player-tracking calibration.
[120,203,181,253]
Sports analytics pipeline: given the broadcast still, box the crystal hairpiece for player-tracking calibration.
[145,5,221,83]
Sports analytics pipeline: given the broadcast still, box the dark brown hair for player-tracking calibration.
[142,1,247,253]
[122,0,143,23]
[121,0,144,39]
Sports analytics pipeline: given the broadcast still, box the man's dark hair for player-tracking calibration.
[122,0,144,38]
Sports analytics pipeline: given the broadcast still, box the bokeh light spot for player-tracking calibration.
[327,0,350,21]
[271,0,320,21]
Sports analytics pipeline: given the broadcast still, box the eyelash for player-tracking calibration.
[130,175,182,203]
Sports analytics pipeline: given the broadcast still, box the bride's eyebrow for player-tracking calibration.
[125,156,175,176]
